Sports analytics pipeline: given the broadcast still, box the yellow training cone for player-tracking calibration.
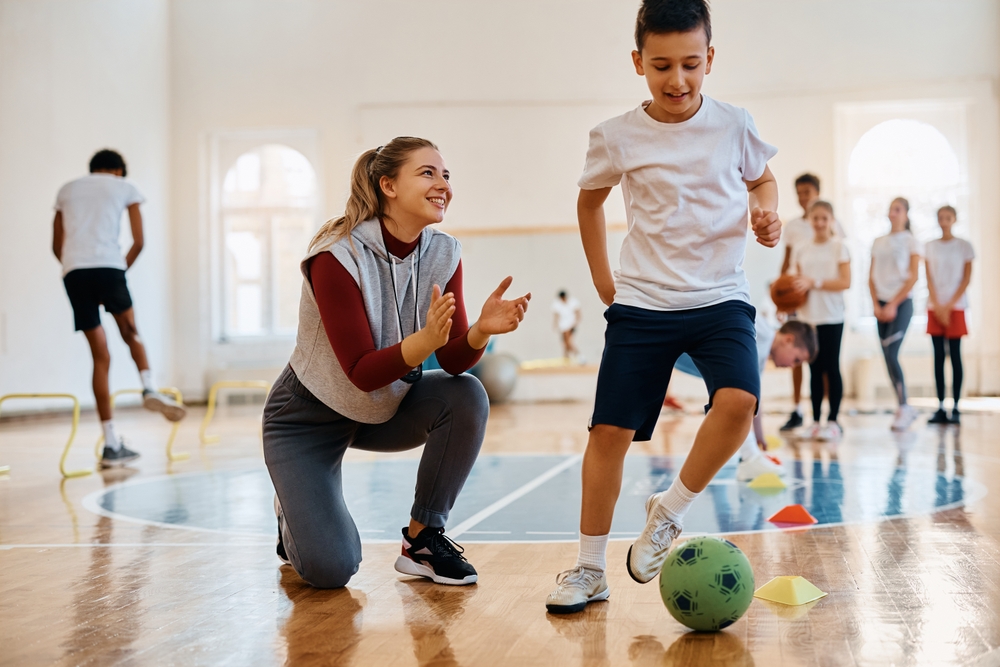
[753,576,827,606]
[747,472,786,490]
[764,434,783,451]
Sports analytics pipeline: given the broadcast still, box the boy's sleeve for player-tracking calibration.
[577,126,621,190]
[54,184,67,211]
[123,180,146,207]
[740,110,778,182]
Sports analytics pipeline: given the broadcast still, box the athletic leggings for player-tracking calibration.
[877,298,913,405]
[810,323,844,423]
[932,336,963,405]
[262,365,489,589]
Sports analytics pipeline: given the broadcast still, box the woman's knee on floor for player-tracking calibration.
[296,549,361,590]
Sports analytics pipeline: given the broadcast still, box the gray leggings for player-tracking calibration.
[877,298,913,405]
[262,365,489,589]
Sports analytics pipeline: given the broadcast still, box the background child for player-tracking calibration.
[52,149,186,468]
[546,0,781,615]
[551,289,581,361]
[778,173,820,431]
[870,197,922,431]
[790,201,851,441]
[925,205,974,425]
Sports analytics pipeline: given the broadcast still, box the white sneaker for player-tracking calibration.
[545,566,609,614]
[143,390,187,422]
[736,454,786,481]
[891,405,920,432]
[626,493,683,584]
[817,422,843,442]
[801,423,822,440]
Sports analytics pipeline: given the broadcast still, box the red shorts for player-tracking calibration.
[927,309,967,338]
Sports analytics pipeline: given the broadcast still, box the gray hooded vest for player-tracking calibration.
[288,218,461,423]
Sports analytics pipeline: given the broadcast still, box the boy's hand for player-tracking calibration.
[750,207,781,247]
[595,276,616,307]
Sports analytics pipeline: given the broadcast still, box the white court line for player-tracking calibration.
[526,531,576,535]
[463,531,511,535]
[447,454,583,539]
[1,542,272,550]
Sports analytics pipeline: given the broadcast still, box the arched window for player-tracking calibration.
[845,118,965,322]
[220,144,317,339]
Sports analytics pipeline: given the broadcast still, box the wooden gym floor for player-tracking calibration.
[3,399,1000,666]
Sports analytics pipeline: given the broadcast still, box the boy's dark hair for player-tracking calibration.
[89,149,127,177]
[558,290,568,299]
[778,320,819,362]
[635,0,712,52]
[794,173,821,192]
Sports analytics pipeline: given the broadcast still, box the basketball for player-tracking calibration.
[659,537,755,632]
[770,274,808,313]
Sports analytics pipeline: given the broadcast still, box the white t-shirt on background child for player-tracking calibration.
[54,173,145,276]
[552,297,581,332]
[925,238,975,310]
[783,215,846,253]
[578,95,777,311]
[791,239,851,325]
[870,230,922,302]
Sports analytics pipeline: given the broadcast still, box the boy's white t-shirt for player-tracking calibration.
[552,297,581,332]
[925,237,975,310]
[54,173,145,276]
[578,96,777,311]
[871,231,922,302]
[791,238,850,325]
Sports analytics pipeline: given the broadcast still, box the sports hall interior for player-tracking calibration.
[2,1,1000,665]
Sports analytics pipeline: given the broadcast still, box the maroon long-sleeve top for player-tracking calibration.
[307,223,484,392]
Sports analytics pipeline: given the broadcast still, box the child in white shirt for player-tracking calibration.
[546,0,782,615]
[869,197,922,431]
[925,205,974,425]
[790,201,851,441]
[53,149,186,468]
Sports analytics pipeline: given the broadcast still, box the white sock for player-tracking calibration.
[939,400,945,410]
[140,369,155,393]
[793,404,803,415]
[738,431,762,463]
[656,476,699,524]
[102,421,121,450]
[576,533,609,572]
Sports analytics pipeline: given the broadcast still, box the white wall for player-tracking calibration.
[169,0,999,397]
[0,0,171,411]
[1,0,997,406]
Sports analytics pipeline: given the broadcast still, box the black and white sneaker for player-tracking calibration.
[780,411,803,431]
[274,495,291,566]
[100,441,140,468]
[142,390,187,422]
[928,408,950,425]
[394,527,478,585]
[950,409,962,425]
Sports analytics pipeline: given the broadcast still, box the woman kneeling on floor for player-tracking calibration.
[264,137,530,588]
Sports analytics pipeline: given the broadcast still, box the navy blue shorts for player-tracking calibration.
[63,268,133,331]
[591,300,759,441]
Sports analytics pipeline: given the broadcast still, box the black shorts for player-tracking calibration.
[63,268,133,331]
[591,300,760,441]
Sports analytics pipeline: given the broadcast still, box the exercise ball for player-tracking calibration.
[469,353,519,403]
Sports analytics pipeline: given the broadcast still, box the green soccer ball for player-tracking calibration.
[659,536,755,632]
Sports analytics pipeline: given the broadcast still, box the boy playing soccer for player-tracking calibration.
[52,149,186,468]
[546,0,782,614]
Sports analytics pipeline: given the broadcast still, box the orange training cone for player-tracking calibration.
[767,504,818,525]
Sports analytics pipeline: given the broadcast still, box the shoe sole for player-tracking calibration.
[143,395,186,422]
[545,587,610,614]
[100,453,140,469]
[394,555,477,586]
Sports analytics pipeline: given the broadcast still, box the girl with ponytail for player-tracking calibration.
[264,136,531,589]
[869,196,922,431]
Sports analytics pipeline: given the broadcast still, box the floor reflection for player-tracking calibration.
[546,601,609,667]
[397,579,478,667]
[278,567,366,666]
[628,632,753,667]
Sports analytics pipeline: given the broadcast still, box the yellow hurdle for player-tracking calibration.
[94,387,188,462]
[0,393,89,478]
[199,380,271,445]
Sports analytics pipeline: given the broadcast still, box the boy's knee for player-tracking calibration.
[92,346,111,366]
[711,388,757,418]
